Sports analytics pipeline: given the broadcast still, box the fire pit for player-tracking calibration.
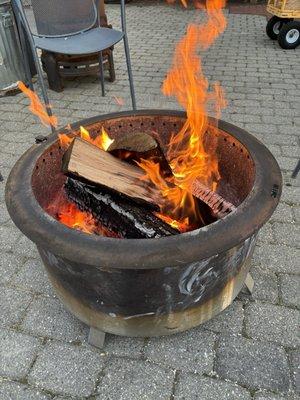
[5,110,282,342]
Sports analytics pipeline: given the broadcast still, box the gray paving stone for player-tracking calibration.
[281,186,300,205]
[0,204,10,224]
[174,374,251,400]
[104,334,144,358]
[281,146,300,158]
[254,392,298,400]
[12,258,54,296]
[144,328,216,374]
[215,334,291,393]
[0,225,20,252]
[14,234,39,258]
[21,296,87,342]
[0,328,41,380]
[250,266,279,303]
[245,302,299,348]
[253,244,299,274]
[202,301,244,334]
[0,287,32,328]
[272,223,300,248]
[257,223,275,244]
[28,341,104,397]
[289,349,300,393]
[270,202,295,224]
[280,274,300,308]
[0,251,24,285]
[96,357,174,400]
[293,207,300,223]
[0,380,51,400]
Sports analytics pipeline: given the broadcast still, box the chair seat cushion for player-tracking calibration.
[34,27,124,55]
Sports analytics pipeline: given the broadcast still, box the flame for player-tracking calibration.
[139,0,227,225]
[46,192,97,234]
[18,82,58,128]
[59,126,114,151]
[156,213,190,232]
[58,202,97,234]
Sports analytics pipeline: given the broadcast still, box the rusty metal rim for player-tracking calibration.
[5,110,282,269]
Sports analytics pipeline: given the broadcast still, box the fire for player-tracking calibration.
[46,192,97,234]
[59,126,114,151]
[17,82,58,128]
[155,213,190,232]
[58,203,97,234]
[138,0,227,226]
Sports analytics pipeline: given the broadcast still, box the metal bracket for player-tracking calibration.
[88,327,106,349]
[35,135,48,144]
[244,273,254,295]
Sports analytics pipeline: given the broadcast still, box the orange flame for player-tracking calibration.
[139,0,227,225]
[46,192,97,234]
[58,203,97,234]
[58,126,114,151]
[18,82,58,128]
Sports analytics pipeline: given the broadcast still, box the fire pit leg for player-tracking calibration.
[88,327,106,349]
[244,273,254,295]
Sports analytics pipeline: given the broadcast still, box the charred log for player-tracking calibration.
[64,177,179,239]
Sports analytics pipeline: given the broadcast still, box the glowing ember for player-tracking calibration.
[46,192,97,234]
[138,0,227,226]
[58,203,97,234]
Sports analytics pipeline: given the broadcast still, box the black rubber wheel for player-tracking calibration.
[266,16,290,40]
[278,21,300,49]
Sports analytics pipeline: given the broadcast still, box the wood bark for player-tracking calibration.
[65,177,179,239]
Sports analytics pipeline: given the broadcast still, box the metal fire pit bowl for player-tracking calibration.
[5,110,282,339]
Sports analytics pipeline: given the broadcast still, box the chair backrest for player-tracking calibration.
[31,0,98,37]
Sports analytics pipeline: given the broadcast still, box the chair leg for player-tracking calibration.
[32,47,56,134]
[99,51,105,97]
[123,35,136,111]
[16,18,33,90]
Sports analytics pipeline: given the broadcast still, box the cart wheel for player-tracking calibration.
[278,21,300,49]
[266,16,290,40]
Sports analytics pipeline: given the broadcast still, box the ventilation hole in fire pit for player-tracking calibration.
[232,142,236,147]
[118,125,122,129]
[58,146,62,151]
[42,158,45,163]
[162,122,166,126]
[35,165,38,170]
[107,127,111,131]
[224,137,227,142]
[151,122,155,126]
[50,151,53,156]
[141,122,144,126]
[173,123,177,127]
[129,123,133,127]
[240,148,243,153]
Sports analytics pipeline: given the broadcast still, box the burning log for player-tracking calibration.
[191,180,236,219]
[62,137,162,209]
[65,177,179,239]
[107,131,157,153]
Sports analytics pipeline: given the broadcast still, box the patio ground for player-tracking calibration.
[0,1,299,399]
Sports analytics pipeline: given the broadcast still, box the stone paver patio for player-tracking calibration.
[0,1,299,399]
